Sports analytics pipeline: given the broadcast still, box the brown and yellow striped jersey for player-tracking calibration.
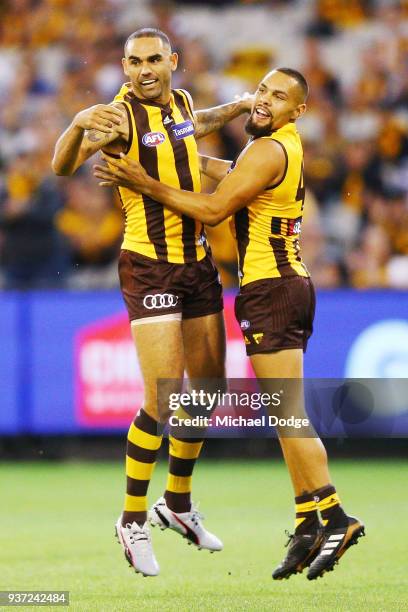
[112,83,207,263]
[231,122,309,286]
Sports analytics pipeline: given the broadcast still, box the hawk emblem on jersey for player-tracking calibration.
[172,120,195,140]
[142,132,166,147]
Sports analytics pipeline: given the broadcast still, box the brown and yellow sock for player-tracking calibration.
[313,484,348,529]
[294,492,321,535]
[122,409,164,527]
[164,435,204,513]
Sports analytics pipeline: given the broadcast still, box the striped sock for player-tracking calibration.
[164,435,204,513]
[313,484,348,529]
[122,409,164,527]
[294,492,320,534]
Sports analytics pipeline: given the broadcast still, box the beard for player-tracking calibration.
[245,113,273,137]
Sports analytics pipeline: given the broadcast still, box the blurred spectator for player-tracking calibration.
[299,190,344,287]
[56,174,123,280]
[0,154,67,288]
[307,0,371,37]
[0,0,407,289]
[302,37,342,107]
[346,225,391,288]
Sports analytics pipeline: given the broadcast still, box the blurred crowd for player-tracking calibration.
[0,0,407,289]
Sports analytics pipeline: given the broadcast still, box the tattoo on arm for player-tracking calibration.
[86,129,104,142]
[84,130,119,150]
[194,101,242,139]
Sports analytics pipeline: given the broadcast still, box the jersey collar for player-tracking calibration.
[125,87,174,112]
[272,122,297,136]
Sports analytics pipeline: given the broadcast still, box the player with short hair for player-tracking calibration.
[94,66,365,581]
[53,28,253,577]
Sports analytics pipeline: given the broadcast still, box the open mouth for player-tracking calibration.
[254,106,271,120]
[140,79,158,88]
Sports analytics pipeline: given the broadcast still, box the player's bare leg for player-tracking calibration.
[149,312,226,551]
[115,319,184,577]
[251,349,330,494]
[250,349,364,579]
[183,311,226,380]
[125,319,185,524]
[132,320,185,424]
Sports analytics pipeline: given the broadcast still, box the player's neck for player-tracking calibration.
[130,86,172,107]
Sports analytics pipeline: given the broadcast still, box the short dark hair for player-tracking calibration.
[124,28,171,54]
[276,67,309,102]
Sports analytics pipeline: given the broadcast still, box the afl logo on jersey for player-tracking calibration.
[142,132,166,147]
[172,120,195,140]
[240,319,251,330]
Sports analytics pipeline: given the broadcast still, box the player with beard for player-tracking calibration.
[94,67,365,581]
[53,28,254,577]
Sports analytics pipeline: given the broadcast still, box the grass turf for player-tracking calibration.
[2,459,407,611]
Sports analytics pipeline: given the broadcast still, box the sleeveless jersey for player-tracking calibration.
[231,122,309,286]
[112,83,207,263]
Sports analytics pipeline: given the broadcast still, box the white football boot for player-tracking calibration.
[148,497,223,552]
[115,517,159,576]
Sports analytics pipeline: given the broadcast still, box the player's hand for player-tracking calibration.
[74,104,126,134]
[93,153,148,191]
[235,91,255,113]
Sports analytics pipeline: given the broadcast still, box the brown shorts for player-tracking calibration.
[118,250,223,322]
[234,276,315,355]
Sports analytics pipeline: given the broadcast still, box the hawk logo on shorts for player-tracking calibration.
[240,320,251,330]
[142,132,166,147]
[143,294,179,310]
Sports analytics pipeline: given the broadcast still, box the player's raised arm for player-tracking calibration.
[51,104,128,176]
[183,90,253,139]
[199,155,232,183]
[94,137,286,226]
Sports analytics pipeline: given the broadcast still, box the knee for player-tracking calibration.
[143,402,171,425]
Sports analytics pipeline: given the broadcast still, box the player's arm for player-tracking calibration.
[94,139,285,226]
[51,104,127,176]
[199,155,232,183]
[184,90,253,139]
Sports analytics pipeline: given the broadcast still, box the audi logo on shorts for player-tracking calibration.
[143,294,179,310]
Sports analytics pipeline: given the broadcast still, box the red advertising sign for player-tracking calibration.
[75,295,251,428]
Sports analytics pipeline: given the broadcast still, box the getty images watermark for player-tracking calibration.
[157,378,408,438]
[167,387,310,431]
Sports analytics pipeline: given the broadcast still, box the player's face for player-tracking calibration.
[246,70,306,136]
[122,37,178,104]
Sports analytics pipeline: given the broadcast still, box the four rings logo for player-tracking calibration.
[143,294,179,310]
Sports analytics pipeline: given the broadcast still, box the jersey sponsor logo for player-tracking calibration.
[142,293,179,310]
[172,120,195,140]
[240,319,251,330]
[142,132,166,147]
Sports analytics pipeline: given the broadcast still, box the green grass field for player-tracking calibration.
[2,459,407,611]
